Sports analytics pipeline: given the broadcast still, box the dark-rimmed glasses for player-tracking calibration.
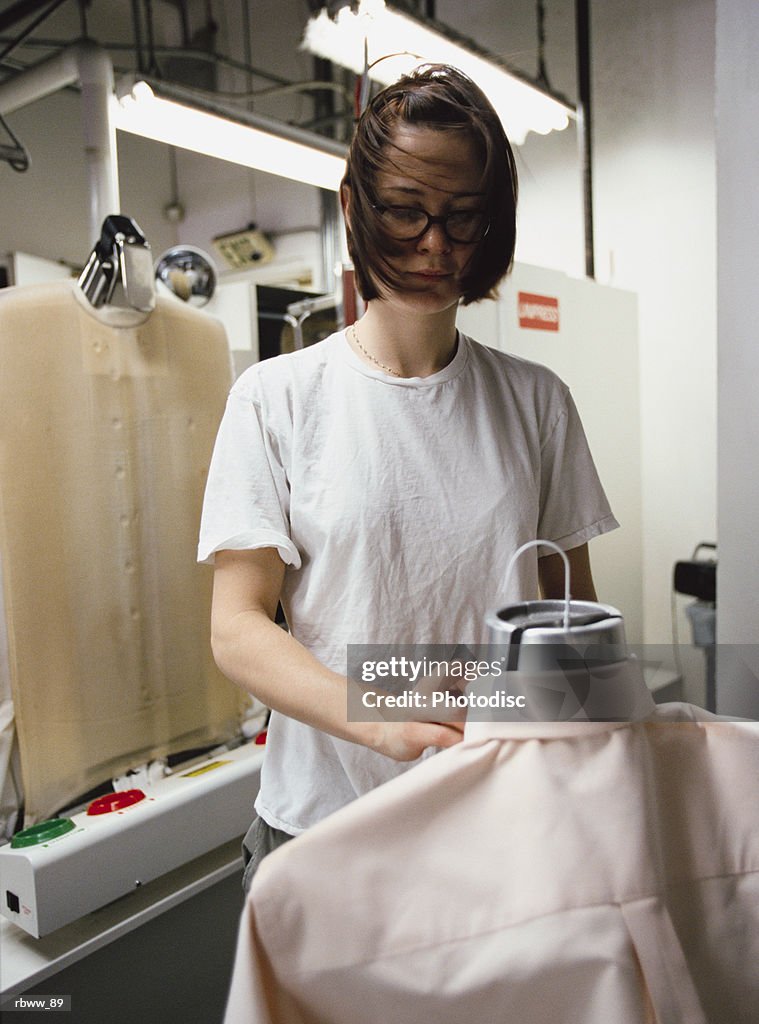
[371,204,490,244]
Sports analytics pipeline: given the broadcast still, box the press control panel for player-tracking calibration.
[0,741,264,938]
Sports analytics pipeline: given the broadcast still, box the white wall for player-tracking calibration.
[715,0,759,716]
[593,1,717,678]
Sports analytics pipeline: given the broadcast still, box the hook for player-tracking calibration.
[503,539,572,631]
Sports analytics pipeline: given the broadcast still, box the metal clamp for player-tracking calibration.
[78,215,155,314]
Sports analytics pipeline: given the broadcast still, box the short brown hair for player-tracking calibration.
[341,64,518,306]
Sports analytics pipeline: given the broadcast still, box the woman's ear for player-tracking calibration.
[340,183,352,232]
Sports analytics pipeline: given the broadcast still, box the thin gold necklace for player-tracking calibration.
[348,322,403,377]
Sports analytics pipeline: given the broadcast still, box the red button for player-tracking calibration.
[87,789,147,815]
[254,730,267,745]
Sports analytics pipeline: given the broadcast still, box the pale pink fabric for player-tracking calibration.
[224,700,759,1024]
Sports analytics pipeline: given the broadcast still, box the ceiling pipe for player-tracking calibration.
[0,40,120,240]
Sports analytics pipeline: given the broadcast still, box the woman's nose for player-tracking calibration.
[417,222,452,254]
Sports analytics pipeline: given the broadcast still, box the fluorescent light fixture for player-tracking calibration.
[111,81,347,191]
[302,0,574,145]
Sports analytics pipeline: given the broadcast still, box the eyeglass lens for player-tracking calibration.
[377,207,488,243]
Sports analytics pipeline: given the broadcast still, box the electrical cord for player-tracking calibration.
[0,112,30,171]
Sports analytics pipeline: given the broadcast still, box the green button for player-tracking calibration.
[11,817,76,848]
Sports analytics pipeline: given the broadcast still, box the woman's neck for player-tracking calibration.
[350,301,459,378]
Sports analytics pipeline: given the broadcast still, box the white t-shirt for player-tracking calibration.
[198,329,618,834]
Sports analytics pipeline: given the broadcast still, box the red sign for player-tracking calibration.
[518,291,560,331]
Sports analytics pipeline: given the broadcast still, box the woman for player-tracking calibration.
[198,65,618,888]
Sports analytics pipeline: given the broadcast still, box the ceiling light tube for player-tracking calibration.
[302,1,574,145]
[111,80,347,192]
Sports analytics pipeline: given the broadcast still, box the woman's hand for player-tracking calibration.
[363,719,465,761]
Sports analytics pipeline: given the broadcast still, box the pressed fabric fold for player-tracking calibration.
[620,896,707,1024]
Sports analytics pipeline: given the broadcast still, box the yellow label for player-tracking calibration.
[180,759,231,778]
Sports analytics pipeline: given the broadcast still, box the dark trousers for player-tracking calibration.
[241,816,295,893]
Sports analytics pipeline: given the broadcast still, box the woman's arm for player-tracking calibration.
[538,543,597,602]
[210,547,464,761]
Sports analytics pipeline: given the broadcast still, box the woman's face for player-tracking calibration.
[363,124,486,315]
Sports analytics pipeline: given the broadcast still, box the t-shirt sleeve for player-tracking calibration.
[197,375,301,567]
[537,386,619,550]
